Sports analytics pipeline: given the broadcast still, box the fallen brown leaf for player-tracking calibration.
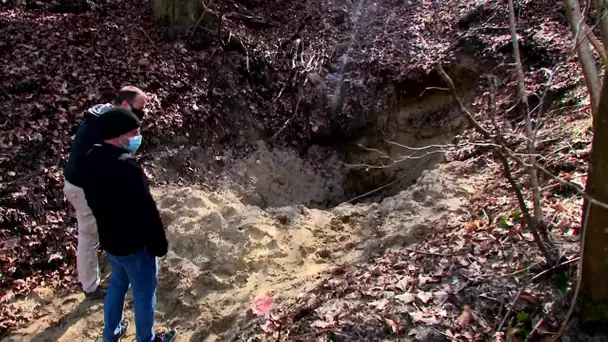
[371,298,390,310]
[310,320,336,329]
[395,276,410,292]
[416,291,433,304]
[384,317,398,333]
[456,305,473,328]
[411,311,439,324]
[395,292,415,304]
[518,291,541,307]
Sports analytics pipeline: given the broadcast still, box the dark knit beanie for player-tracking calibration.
[98,108,141,140]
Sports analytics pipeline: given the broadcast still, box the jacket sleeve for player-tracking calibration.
[120,157,169,257]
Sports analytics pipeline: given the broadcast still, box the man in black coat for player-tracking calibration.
[63,86,147,299]
[81,108,176,342]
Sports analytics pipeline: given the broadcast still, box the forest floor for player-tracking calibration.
[0,0,602,340]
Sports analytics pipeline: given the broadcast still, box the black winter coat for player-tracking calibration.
[63,103,114,187]
[81,143,168,257]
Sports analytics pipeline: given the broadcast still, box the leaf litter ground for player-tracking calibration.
[0,0,597,340]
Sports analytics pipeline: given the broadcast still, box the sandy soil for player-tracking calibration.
[2,150,476,341]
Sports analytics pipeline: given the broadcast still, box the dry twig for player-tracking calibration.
[343,157,433,204]
[503,148,608,210]
[345,150,443,169]
[508,0,546,240]
[404,248,464,257]
[495,257,580,335]
[187,0,213,37]
[525,317,546,342]
[551,201,591,341]
[532,68,555,140]
[593,0,608,51]
[438,64,555,265]
[272,82,304,139]
[565,0,602,115]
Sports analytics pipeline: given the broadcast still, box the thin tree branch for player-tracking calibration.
[593,0,608,56]
[495,150,554,263]
[353,140,555,171]
[439,64,555,265]
[345,150,443,169]
[508,0,546,239]
[496,257,580,335]
[486,77,542,257]
[439,65,608,212]
[436,65,492,138]
[404,248,464,257]
[491,116,555,265]
[272,80,305,139]
[343,157,432,204]
[503,148,608,210]
[583,23,608,64]
[187,0,212,37]
[551,201,590,341]
[565,0,602,116]
[525,317,546,342]
[419,86,449,97]
[383,140,449,151]
[384,140,530,153]
[533,69,555,140]
[572,19,606,58]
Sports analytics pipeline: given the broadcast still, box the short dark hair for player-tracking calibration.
[113,86,146,106]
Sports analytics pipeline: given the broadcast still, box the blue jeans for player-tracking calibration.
[103,249,158,342]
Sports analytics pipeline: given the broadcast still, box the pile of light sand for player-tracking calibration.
[3,158,475,341]
[150,164,473,340]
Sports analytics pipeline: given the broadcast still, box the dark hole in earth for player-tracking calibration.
[156,58,480,210]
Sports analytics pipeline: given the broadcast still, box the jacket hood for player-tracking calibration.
[85,103,114,117]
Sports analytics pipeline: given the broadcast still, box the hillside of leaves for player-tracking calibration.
[0,0,590,334]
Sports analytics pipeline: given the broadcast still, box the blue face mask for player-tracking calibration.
[125,135,143,152]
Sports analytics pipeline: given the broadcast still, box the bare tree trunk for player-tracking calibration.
[565,0,602,115]
[508,0,547,241]
[579,67,608,334]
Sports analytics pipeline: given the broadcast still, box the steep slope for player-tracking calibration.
[0,0,592,338]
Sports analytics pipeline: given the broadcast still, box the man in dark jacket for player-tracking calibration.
[63,86,147,299]
[81,108,176,342]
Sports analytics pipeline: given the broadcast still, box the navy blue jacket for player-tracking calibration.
[81,143,168,257]
[63,103,113,187]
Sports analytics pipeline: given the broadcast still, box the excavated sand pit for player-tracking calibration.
[2,157,474,341]
[148,162,473,340]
